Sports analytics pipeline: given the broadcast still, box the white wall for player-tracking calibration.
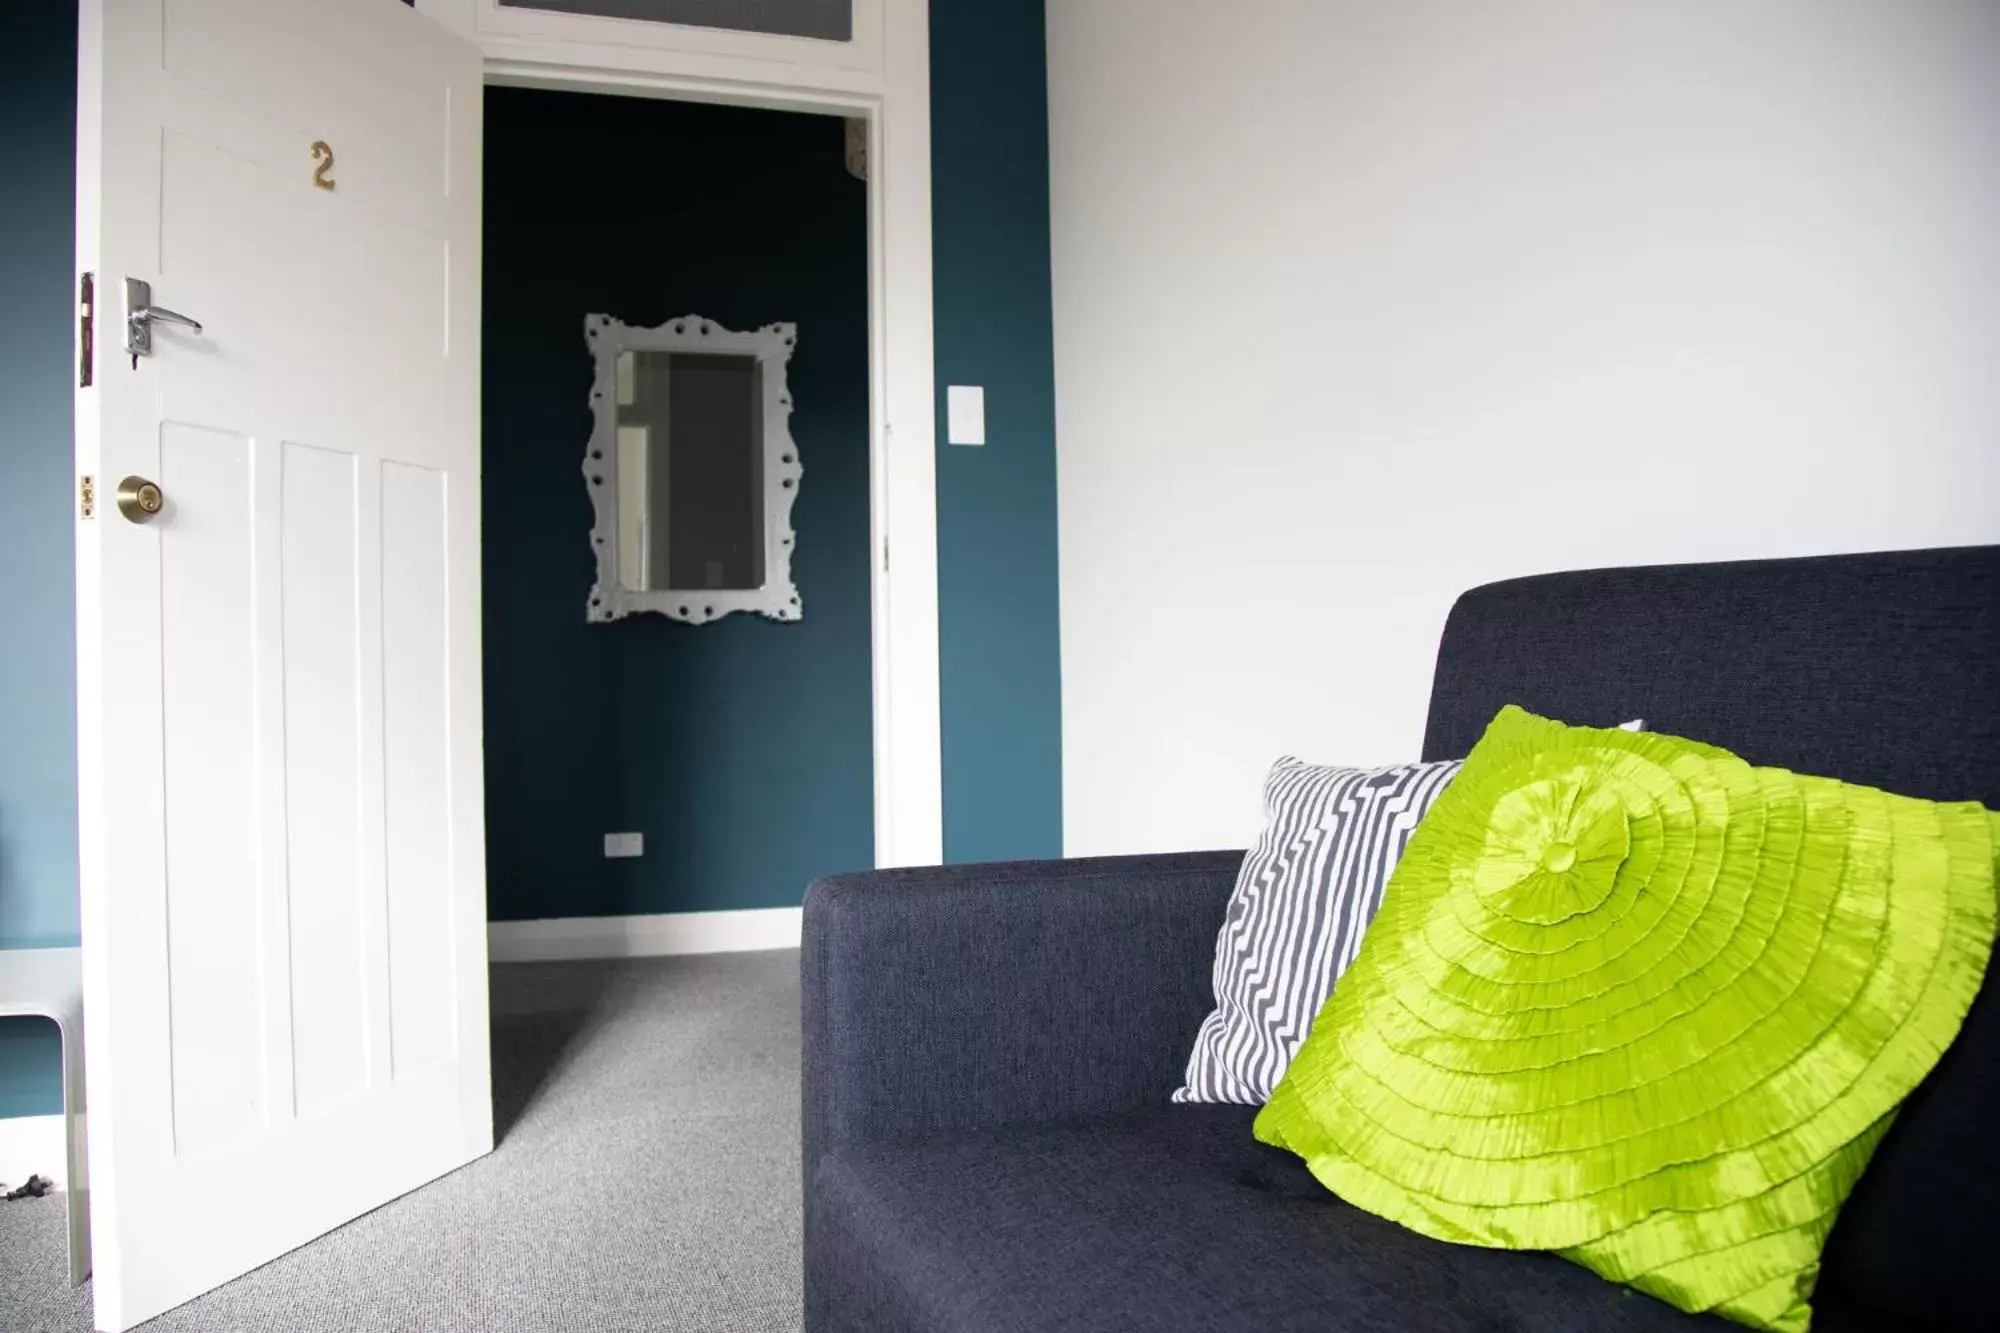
[1049,0,2000,856]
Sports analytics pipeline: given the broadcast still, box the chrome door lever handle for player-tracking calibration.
[140,305,203,335]
[124,277,202,363]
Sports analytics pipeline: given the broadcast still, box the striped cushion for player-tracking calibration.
[1175,757,1462,1105]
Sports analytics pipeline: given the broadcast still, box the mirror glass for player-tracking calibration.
[615,350,766,594]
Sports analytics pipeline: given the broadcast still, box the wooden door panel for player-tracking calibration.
[158,423,262,1161]
[278,440,369,1118]
[380,459,457,1080]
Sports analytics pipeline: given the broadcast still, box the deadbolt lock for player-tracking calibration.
[117,476,165,523]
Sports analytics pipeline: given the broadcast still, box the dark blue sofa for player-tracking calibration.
[803,545,2000,1333]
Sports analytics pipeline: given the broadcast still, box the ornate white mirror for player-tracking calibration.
[583,313,803,624]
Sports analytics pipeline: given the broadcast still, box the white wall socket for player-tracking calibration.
[604,832,645,858]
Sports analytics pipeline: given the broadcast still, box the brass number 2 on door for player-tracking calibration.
[311,140,336,190]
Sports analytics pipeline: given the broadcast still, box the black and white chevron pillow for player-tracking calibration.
[1174,757,1462,1105]
[1176,719,1647,1106]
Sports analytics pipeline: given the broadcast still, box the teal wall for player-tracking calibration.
[0,0,80,1119]
[482,89,876,919]
[931,0,1064,863]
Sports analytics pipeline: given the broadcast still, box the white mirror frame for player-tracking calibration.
[582,312,804,624]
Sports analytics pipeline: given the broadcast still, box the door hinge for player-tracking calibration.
[78,272,94,388]
[80,474,96,520]
[883,536,890,573]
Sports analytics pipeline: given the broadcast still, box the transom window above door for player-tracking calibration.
[498,0,853,42]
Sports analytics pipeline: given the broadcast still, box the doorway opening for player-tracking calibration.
[478,87,874,1126]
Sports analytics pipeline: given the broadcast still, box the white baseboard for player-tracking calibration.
[0,1113,68,1191]
[487,906,804,963]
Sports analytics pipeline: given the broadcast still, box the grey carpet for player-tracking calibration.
[0,952,804,1333]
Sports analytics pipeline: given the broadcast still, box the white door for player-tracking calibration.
[72,1,489,1327]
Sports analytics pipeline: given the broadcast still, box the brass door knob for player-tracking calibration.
[116,476,165,523]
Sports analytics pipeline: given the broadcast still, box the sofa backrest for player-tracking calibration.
[1419,543,2000,1328]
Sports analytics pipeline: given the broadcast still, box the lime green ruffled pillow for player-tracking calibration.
[1254,705,1999,1332]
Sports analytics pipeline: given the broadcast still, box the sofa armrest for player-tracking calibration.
[801,851,1241,1180]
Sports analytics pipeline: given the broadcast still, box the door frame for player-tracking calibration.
[418,0,943,869]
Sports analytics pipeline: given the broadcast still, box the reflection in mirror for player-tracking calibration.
[585,315,802,624]
[615,351,765,594]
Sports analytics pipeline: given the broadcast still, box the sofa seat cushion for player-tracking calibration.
[811,1105,1746,1333]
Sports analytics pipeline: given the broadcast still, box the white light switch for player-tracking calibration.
[946,385,986,446]
[604,832,645,859]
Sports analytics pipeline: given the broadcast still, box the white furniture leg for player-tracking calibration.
[0,947,89,1284]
